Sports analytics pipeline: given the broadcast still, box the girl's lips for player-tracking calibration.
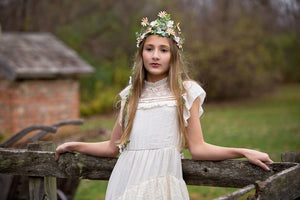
[151,63,160,67]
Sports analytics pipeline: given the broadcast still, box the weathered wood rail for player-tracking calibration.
[0,120,84,200]
[0,142,299,200]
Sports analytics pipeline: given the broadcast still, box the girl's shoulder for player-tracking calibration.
[119,85,132,100]
[182,80,206,122]
[183,79,206,95]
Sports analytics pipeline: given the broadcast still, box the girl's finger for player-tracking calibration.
[256,160,270,171]
[260,154,273,164]
[266,157,274,163]
[55,151,60,161]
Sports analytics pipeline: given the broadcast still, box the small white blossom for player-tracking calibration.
[141,17,148,27]
[167,20,174,28]
[158,11,167,18]
[166,28,175,35]
[150,20,158,27]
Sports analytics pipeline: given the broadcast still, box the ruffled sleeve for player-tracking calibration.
[182,81,206,126]
[118,85,132,126]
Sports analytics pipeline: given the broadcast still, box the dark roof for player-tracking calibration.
[0,32,94,81]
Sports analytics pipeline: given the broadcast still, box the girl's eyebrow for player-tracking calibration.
[144,44,170,48]
[160,44,170,49]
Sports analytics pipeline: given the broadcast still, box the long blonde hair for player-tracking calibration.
[120,36,190,148]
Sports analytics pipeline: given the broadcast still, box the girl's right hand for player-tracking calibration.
[242,149,273,171]
[55,142,74,161]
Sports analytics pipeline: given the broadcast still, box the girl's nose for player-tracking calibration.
[152,49,160,60]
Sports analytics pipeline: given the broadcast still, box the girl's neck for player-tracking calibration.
[145,76,168,85]
[146,74,168,83]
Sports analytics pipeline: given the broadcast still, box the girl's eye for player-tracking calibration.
[161,49,169,53]
[146,48,152,51]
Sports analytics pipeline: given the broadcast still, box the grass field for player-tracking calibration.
[74,84,300,200]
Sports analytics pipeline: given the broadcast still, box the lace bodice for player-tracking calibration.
[142,77,172,98]
[139,78,176,109]
[119,77,206,127]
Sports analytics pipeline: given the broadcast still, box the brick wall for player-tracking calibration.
[0,79,79,136]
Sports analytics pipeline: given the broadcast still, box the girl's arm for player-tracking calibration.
[55,117,122,160]
[186,98,273,171]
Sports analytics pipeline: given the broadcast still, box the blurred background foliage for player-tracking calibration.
[1,0,299,116]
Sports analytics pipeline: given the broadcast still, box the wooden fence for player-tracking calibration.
[0,142,299,200]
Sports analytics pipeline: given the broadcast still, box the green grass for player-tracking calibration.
[74,84,300,200]
[79,115,117,133]
[75,180,108,200]
[198,84,300,162]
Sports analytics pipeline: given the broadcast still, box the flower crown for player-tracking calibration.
[136,11,184,49]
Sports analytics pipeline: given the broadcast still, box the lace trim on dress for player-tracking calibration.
[144,77,168,88]
[113,174,189,200]
[138,96,176,109]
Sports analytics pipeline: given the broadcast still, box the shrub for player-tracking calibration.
[190,17,277,101]
[266,33,300,83]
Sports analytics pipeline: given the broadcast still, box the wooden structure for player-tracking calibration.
[0,121,83,200]
[0,32,94,136]
[0,142,299,200]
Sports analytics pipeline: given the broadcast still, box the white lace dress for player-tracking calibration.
[105,77,206,200]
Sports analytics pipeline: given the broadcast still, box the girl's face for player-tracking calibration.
[142,35,171,82]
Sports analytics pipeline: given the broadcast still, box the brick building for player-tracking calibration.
[0,32,94,136]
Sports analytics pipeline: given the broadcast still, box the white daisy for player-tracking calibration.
[150,20,158,27]
[167,20,174,28]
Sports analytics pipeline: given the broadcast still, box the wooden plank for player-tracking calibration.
[0,148,116,179]
[213,184,255,200]
[29,176,45,200]
[281,151,300,163]
[28,142,57,200]
[0,148,297,188]
[41,143,57,200]
[44,171,57,200]
[182,159,293,188]
[0,174,14,200]
[255,164,300,200]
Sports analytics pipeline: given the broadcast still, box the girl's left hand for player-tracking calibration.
[243,149,273,171]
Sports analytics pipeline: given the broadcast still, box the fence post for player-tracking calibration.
[28,142,57,200]
[281,151,300,163]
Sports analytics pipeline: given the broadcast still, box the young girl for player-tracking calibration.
[55,11,273,200]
